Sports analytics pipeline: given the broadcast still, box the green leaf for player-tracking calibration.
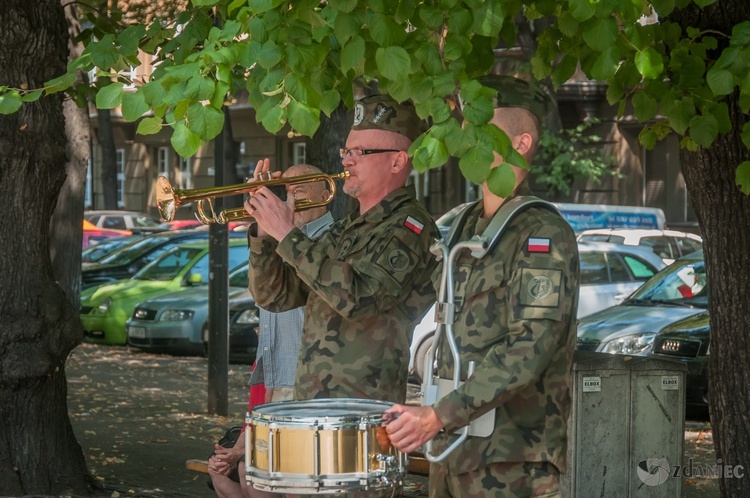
[632,92,658,122]
[471,0,504,36]
[260,104,286,134]
[742,122,750,149]
[639,126,658,149]
[95,83,124,109]
[20,90,42,102]
[635,47,664,79]
[706,67,735,96]
[590,47,621,81]
[582,17,618,50]
[411,135,449,172]
[258,40,283,69]
[736,161,750,195]
[419,6,444,29]
[341,36,365,74]
[557,12,579,38]
[45,71,77,94]
[369,13,405,46]
[137,117,163,135]
[375,46,411,81]
[552,55,578,88]
[287,99,320,136]
[89,34,120,69]
[330,0,357,13]
[650,0,675,16]
[662,97,694,135]
[121,90,149,121]
[0,91,22,114]
[731,21,750,47]
[185,75,217,101]
[458,144,494,184]
[171,122,201,158]
[569,0,596,22]
[486,163,516,198]
[688,114,718,148]
[320,89,340,117]
[187,103,224,141]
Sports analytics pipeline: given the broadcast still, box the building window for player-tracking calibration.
[179,156,192,189]
[116,148,125,208]
[293,142,306,164]
[158,147,170,178]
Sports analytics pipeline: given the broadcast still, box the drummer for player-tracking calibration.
[245,94,439,406]
[383,76,581,497]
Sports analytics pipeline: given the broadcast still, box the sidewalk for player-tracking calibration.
[66,344,718,497]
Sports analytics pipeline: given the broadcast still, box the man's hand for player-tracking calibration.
[243,158,295,241]
[383,405,444,453]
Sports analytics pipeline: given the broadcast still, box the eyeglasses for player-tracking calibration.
[339,148,401,159]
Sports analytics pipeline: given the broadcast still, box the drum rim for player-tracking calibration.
[247,397,395,424]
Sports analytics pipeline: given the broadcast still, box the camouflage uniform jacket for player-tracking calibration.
[248,185,439,404]
[431,182,579,474]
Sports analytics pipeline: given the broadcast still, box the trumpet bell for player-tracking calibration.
[156,176,177,223]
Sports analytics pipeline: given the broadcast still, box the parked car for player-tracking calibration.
[85,210,170,234]
[126,263,258,362]
[577,228,702,264]
[80,239,249,345]
[82,235,143,265]
[408,242,665,383]
[82,219,132,248]
[81,229,246,290]
[651,311,710,409]
[576,251,706,356]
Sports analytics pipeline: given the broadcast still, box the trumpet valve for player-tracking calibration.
[156,176,177,222]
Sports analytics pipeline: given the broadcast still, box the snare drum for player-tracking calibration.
[245,398,406,495]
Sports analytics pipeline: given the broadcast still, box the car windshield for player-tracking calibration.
[133,216,162,228]
[82,236,141,263]
[625,258,708,308]
[134,246,204,281]
[99,236,172,265]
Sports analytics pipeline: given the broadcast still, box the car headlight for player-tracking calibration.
[160,310,194,321]
[600,332,656,355]
[235,308,259,324]
[97,298,112,314]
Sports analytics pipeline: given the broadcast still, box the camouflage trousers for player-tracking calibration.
[429,461,561,498]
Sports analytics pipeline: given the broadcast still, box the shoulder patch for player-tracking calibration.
[519,268,561,308]
[404,216,424,234]
[527,237,551,253]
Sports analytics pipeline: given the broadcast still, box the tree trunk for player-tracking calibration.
[0,2,93,495]
[50,1,90,309]
[97,107,119,209]
[308,103,353,220]
[670,2,750,496]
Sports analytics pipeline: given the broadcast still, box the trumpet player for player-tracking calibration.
[245,94,440,406]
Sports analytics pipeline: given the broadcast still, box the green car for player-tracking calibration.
[80,239,249,345]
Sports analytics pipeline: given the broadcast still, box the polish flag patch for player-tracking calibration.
[404,216,424,235]
[528,237,551,253]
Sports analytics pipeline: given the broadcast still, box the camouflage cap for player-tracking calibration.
[351,94,426,142]
[476,75,552,122]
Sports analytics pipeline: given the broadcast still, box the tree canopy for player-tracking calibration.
[1,0,748,197]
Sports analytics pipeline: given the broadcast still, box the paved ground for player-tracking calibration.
[65,343,719,497]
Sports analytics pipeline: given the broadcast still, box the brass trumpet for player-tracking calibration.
[156,171,349,224]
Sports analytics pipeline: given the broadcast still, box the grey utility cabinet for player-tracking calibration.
[562,352,687,498]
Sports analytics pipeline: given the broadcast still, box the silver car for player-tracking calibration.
[126,263,259,361]
[577,251,706,356]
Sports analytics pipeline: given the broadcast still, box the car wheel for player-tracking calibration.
[412,334,434,385]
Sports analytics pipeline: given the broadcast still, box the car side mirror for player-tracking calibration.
[186,273,203,285]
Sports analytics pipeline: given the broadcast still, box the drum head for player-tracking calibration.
[249,398,394,425]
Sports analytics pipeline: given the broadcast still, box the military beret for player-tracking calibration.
[476,75,552,122]
[351,94,426,143]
